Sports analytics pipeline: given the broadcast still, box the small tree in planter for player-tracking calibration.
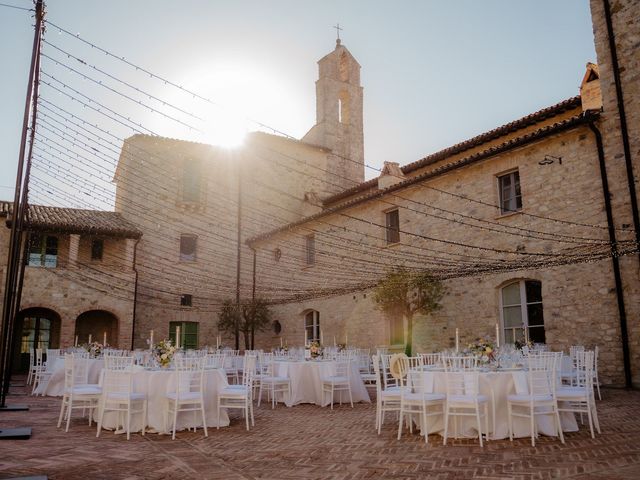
[218,298,273,350]
[372,267,446,356]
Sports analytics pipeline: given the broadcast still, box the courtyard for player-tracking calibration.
[1,379,639,480]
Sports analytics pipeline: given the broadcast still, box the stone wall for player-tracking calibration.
[251,125,634,386]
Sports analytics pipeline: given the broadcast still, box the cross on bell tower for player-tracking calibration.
[333,23,343,45]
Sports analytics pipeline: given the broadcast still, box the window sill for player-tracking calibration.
[495,210,523,220]
[383,241,402,249]
[302,263,315,270]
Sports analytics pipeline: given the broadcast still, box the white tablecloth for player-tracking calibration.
[411,368,578,440]
[273,360,370,407]
[33,358,104,396]
[96,367,230,434]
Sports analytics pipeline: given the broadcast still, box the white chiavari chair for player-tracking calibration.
[257,354,291,408]
[57,354,102,432]
[417,352,442,367]
[31,348,47,394]
[507,352,564,447]
[397,360,445,444]
[372,355,402,434]
[442,355,489,447]
[593,345,602,400]
[322,358,353,409]
[557,350,600,438]
[217,355,256,430]
[164,356,208,440]
[96,355,147,440]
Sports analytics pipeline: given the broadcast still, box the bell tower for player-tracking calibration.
[303,37,365,191]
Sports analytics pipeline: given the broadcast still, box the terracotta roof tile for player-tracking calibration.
[0,201,142,238]
[323,96,582,205]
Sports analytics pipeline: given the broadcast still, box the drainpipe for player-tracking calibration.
[602,0,640,265]
[588,119,632,388]
[250,246,256,349]
[130,238,140,351]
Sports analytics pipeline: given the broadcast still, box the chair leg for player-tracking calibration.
[596,377,601,401]
[530,407,535,447]
[201,401,208,437]
[171,400,178,440]
[586,401,595,439]
[484,404,489,442]
[126,404,132,441]
[591,399,601,434]
[57,397,67,428]
[348,386,354,409]
[554,404,565,444]
[245,403,250,431]
[475,407,483,447]
[65,397,73,432]
[442,407,449,446]
[397,404,404,440]
[141,400,147,436]
[507,402,513,441]
[96,399,105,438]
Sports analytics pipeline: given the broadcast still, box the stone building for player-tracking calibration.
[0,201,141,371]
[1,1,638,385]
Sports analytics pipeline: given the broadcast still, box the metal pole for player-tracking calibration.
[0,0,44,414]
[235,158,242,350]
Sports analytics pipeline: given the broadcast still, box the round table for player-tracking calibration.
[411,367,578,440]
[274,360,371,407]
[96,366,230,434]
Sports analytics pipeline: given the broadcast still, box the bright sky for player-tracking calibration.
[0,0,596,204]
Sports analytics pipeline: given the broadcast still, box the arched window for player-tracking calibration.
[500,280,545,344]
[304,310,320,344]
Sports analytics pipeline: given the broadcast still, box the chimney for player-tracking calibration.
[580,63,602,112]
[378,161,406,190]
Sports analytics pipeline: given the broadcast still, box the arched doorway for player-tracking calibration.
[13,307,61,373]
[75,310,119,347]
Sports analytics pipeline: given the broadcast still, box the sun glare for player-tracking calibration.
[171,64,290,148]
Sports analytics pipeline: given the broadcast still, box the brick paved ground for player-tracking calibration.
[1,379,639,480]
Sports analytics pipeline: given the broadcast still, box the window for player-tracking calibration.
[28,234,58,268]
[169,321,199,350]
[182,159,202,203]
[180,294,193,307]
[304,310,320,344]
[180,235,197,262]
[305,234,315,265]
[91,239,104,261]
[389,315,404,345]
[501,280,545,344]
[498,170,522,214]
[385,209,400,244]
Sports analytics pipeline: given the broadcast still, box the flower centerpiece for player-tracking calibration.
[83,341,103,358]
[466,336,496,364]
[336,343,346,352]
[153,339,177,368]
[308,340,322,359]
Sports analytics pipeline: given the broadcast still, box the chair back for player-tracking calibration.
[205,353,226,369]
[574,350,595,390]
[35,348,44,367]
[241,355,257,387]
[380,354,398,389]
[173,356,205,397]
[442,355,479,396]
[103,356,136,397]
[104,349,129,357]
[417,352,441,367]
[372,355,384,396]
[335,359,351,380]
[63,353,91,390]
[525,352,557,396]
[394,356,423,387]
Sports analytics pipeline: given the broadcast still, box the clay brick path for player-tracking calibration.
[1,379,640,479]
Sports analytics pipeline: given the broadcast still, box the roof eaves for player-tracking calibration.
[322,96,582,205]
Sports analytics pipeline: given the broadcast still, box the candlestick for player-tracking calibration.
[88,334,92,344]
[176,326,181,349]
[455,328,459,352]
[103,331,107,346]
[496,323,500,348]
[74,335,78,347]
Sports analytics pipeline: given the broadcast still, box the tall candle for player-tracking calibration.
[345,333,348,347]
[524,326,529,344]
[496,323,500,348]
[280,337,283,347]
[304,328,308,345]
[216,335,220,349]
[320,329,324,345]
[150,330,154,349]
[176,326,181,348]
[333,335,336,347]
[74,335,78,347]
[88,334,92,344]
[103,331,107,346]
[455,328,459,352]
